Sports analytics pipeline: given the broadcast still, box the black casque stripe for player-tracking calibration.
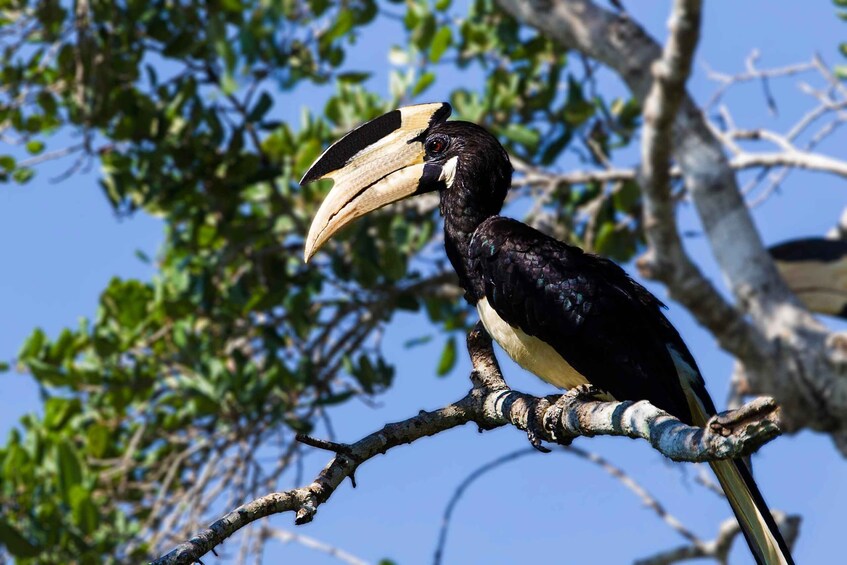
[301,110,402,184]
[769,238,847,263]
[429,103,452,126]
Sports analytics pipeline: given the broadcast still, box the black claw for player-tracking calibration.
[527,433,552,453]
[525,411,551,453]
[566,383,610,402]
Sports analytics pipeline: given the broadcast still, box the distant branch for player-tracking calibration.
[151,324,782,565]
[636,511,801,565]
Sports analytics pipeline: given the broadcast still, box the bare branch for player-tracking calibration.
[432,448,537,565]
[635,511,801,565]
[151,324,782,565]
[261,527,371,565]
[564,445,702,547]
[626,0,770,364]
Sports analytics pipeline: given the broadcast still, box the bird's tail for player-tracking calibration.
[682,383,794,565]
[708,458,794,565]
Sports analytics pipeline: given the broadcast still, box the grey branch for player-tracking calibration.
[512,150,847,192]
[636,511,801,565]
[260,527,371,565]
[151,324,782,565]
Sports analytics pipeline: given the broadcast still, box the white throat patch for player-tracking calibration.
[439,156,459,189]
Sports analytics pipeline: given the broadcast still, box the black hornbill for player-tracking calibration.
[301,103,794,565]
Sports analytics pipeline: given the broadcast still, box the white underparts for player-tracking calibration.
[476,297,591,390]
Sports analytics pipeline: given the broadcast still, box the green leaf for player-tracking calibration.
[316,390,356,406]
[404,335,432,348]
[56,439,84,503]
[87,423,111,458]
[501,124,540,148]
[436,336,457,376]
[563,75,595,126]
[412,72,436,96]
[25,140,45,155]
[0,155,16,171]
[70,484,99,534]
[0,519,40,558]
[247,92,273,122]
[337,72,371,84]
[12,168,34,184]
[18,328,46,359]
[323,8,355,44]
[44,397,82,430]
[430,27,452,63]
[612,179,641,212]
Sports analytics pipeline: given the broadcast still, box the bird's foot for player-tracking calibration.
[564,384,612,402]
[525,402,552,453]
[543,385,613,446]
[708,396,778,437]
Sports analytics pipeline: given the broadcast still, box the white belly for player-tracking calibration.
[476,298,590,390]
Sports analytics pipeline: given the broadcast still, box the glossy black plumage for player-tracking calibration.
[467,216,712,424]
[424,119,792,565]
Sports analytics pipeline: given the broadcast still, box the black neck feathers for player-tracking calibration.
[433,124,512,302]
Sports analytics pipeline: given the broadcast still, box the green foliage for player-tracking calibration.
[0,0,645,561]
[836,0,847,78]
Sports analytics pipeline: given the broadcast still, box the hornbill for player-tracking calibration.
[301,103,794,565]
[769,238,847,320]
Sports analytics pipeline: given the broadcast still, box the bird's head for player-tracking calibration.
[301,102,512,262]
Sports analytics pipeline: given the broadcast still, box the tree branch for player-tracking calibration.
[633,0,769,363]
[512,150,847,189]
[151,324,782,565]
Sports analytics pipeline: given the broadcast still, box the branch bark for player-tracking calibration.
[151,324,782,565]
[512,151,847,189]
[633,0,767,364]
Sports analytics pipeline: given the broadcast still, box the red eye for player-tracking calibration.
[426,137,447,155]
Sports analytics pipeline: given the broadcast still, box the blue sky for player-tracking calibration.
[2,1,846,564]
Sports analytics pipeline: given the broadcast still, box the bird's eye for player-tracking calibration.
[426,136,448,156]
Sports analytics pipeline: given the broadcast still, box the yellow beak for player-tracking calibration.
[300,103,451,262]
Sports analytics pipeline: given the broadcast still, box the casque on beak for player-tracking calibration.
[300,102,452,262]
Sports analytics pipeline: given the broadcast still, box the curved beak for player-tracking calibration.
[301,102,451,262]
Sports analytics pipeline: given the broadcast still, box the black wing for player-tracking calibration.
[469,216,715,424]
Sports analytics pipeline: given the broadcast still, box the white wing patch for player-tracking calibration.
[477,298,592,390]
